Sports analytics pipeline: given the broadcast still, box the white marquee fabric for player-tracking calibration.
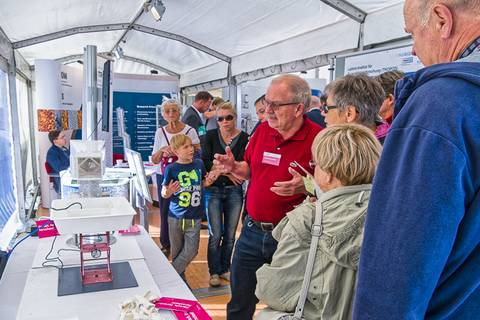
[0,0,408,86]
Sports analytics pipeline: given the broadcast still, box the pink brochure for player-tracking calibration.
[36,219,59,238]
[153,297,211,320]
[153,297,196,312]
[173,307,211,320]
[189,303,211,319]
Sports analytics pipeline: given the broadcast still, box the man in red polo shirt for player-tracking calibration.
[214,74,321,319]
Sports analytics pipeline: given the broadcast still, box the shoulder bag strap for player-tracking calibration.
[161,126,170,146]
[292,201,324,319]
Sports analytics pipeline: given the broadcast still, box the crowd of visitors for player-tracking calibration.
[152,0,480,318]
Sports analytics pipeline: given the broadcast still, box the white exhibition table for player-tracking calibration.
[0,227,195,320]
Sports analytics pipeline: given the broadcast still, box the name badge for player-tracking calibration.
[198,125,206,136]
[262,152,281,166]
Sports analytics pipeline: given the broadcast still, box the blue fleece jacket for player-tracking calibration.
[353,60,480,319]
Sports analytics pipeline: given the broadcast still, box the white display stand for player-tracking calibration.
[0,227,195,320]
[16,259,161,320]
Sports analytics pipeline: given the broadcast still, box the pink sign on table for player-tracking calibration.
[36,219,59,238]
[153,297,211,320]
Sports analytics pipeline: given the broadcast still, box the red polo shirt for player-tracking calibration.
[244,117,321,224]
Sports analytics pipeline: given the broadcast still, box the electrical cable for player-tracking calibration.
[87,116,103,140]
[7,203,82,258]
[6,220,51,258]
[50,202,83,211]
[41,236,64,270]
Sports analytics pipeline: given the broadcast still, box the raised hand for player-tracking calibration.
[270,167,306,196]
[213,146,235,174]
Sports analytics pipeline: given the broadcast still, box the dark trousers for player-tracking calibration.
[226,216,278,320]
[156,174,171,249]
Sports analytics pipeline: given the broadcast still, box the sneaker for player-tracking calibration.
[209,274,221,287]
[219,272,230,282]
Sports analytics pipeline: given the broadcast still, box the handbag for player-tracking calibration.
[159,126,192,174]
[257,201,324,320]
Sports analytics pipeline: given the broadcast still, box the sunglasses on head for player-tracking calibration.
[217,115,234,122]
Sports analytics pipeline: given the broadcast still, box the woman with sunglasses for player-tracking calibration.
[202,102,249,287]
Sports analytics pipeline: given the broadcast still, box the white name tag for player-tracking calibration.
[262,152,281,166]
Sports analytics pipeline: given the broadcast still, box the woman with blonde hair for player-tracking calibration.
[255,124,382,320]
[202,102,249,287]
[152,99,200,256]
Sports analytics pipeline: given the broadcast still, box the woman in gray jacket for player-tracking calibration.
[255,124,382,320]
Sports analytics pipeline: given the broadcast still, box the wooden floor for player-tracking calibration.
[39,202,266,319]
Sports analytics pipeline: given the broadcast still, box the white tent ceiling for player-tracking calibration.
[0,0,408,87]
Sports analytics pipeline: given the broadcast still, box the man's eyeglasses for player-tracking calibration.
[320,105,338,113]
[264,99,299,111]
[217,115,234,122]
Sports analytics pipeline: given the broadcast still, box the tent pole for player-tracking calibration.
[83,45,98,141]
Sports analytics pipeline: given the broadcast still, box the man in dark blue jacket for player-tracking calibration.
[181,91,213,148]
[46,130,70,194]
[353,1,480,319]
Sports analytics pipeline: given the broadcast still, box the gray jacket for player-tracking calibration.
[255,184,372,320]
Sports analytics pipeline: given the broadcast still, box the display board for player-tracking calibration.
[112,73,179,161]
[112,92,168,161]
[336,45,424,78]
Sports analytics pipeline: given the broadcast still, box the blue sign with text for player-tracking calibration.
[113,91,168,161]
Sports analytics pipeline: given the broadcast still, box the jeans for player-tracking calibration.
[168,217,201,276]
[156,174,171,249]
[226,216,278,320]
[205,185,243,276]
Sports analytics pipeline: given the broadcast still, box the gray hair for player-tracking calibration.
[160,99,181,113]
[418,0,480,26]
[329,74,385,127]
[271,74,311,112]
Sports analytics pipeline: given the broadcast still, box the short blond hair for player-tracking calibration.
[217,101,237,117]
[311,124,382,186]
[170,134,192,150]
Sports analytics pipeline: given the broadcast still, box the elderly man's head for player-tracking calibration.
[404,0,480,66]
[264,75,311,135]
[322,74,385,129]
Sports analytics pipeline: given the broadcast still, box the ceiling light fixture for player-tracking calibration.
[150,0,166,21]
[114,46,124,60]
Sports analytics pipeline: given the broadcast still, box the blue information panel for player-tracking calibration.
[113,91,168,160]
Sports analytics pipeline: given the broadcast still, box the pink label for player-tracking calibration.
[36,220,59,238]
[119,224,140,235]
[262,152,281,166]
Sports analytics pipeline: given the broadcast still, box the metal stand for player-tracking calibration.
[79,232,112,285]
